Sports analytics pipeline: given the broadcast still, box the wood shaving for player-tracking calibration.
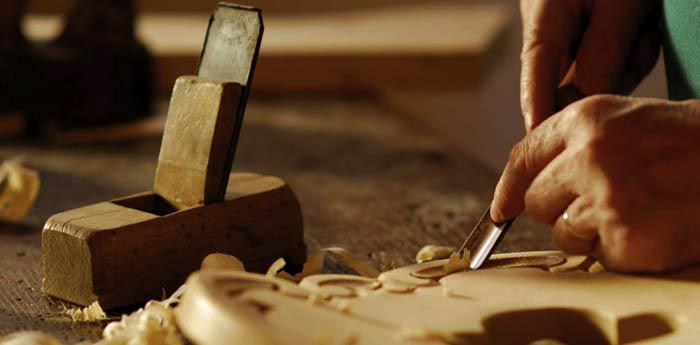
[443,252,470,274]
[588,261,606,273]
[415,245,454,263]
[64,301,107,322]
[201,253,246,271]
[7,285,187,345]
[0,157,40,223]
[96,284,186,345]
[266,258,287,277]
[269,248,379,282]
[275,250,325,282]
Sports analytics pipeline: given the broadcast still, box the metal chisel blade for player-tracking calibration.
[458,207,514,270]
[196,4,264,202]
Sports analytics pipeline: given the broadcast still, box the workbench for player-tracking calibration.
[0,96,550,342]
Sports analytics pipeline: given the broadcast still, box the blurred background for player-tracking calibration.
[3,0,668,169]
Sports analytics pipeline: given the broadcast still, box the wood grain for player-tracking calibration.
[42,173,305,309]
[154,77,243,209]
[178,251,697,345]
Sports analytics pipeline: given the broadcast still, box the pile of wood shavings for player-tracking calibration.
[96,289,185,345]
[1,285,187,345]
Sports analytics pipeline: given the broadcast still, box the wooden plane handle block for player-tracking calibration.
[154,76,243,210]
[42,172,306,309]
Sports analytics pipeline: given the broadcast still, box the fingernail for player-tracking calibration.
[489,201,505,224]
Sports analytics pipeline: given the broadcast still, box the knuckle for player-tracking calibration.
[508,140,529,172]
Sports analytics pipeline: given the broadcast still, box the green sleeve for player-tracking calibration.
[662,0,700,100]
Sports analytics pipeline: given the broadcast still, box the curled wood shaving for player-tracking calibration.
[274,250,325,282]
[415,245,455,263]
[0,157,40,223]
[96,284,186,345]
[266,258,288,277]
[201,253,246,271]
[2,286,186,345]
[64,301,107,322]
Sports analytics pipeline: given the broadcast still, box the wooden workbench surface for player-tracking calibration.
[0,96,550,342]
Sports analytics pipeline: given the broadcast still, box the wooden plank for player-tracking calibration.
[23,2,510,93]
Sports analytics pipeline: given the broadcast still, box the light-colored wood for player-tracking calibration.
[0,159,40,223]
[23,2,510,92]
[154,77,243,209]
[176,251,700,345]
[42,172,306,309]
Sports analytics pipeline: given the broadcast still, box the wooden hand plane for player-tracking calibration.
[41,4,306,309]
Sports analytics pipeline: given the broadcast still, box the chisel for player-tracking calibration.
[458,207,514,270]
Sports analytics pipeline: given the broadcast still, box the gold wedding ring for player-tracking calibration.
[562,211,590,240]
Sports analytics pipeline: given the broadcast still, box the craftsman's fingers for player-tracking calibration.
[490,114,569,223]
[551,196,598,255]
[520,0,583,131]
[574,0,660,95]
[524,151,580,225]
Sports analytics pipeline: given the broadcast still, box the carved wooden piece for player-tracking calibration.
[176,251,700,345]
[154,77,242,209]
[42,172,306,309]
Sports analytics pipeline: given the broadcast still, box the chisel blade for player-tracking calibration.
[458,207,514,270]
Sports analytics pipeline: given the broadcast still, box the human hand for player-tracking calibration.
[520,0,661,131]
[491,95,700,272]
